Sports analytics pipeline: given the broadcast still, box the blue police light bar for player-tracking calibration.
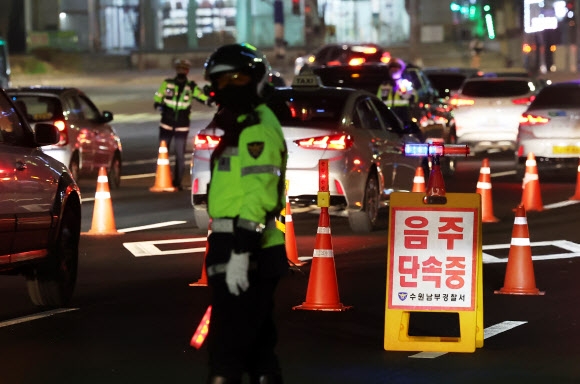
[404,143,470,157]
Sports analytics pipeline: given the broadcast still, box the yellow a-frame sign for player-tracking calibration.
[384,192,484,353]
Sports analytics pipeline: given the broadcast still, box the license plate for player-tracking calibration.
[552,145,580,154]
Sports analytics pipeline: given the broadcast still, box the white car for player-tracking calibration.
[515,81,580,179]
[191,74,426,233]
[450,77,538,154]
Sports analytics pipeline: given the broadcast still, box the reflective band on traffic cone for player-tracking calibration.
[285,196,306,267]
[189,222,211,287]
[520,152,543,211]
[85,167,122,236]
[150,140,177,192]
[495,205,544,295]
[293,207,351,311]
[476,158,499,223]
[412,166,426,193]
[569,158,580,201]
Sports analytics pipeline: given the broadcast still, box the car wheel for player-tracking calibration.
[193,208,210,230]
[514,161,525,182]
[348,173,380,233]
[69,154,80,182]
[108,153,122,189]
[26,202,80,307]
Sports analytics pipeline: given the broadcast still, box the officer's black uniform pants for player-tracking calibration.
[158,128,188,188]
[206,272,282,381]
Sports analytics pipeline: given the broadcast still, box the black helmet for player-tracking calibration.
[204,43,271,97]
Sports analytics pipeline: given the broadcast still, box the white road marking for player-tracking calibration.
[123,237,207,257]
[482,240,580,263]
[409,320,527,358]
[0,308,80,329]
[118,221,188,233]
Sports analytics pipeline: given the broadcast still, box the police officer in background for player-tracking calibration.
[202,43,288,384]
[377,58,419,124]
[154,58,211,190]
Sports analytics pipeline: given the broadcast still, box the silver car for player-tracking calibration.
[515,81,580,179]
[7,86,123,188]
[191,74,425,233]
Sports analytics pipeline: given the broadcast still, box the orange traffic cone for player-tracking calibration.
[293,207,351,311]
[150,140,177,192]
[570,158,580,200]
[476,158,499,223]
[85,167,122,236]
[412,166,426,193]
[495,204,544,295]
[520,152,543,211]
[190,222,211,287]
[285,196,306,267]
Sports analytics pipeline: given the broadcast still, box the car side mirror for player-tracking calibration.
[34,123,60,146]
[101,110,114,123]
[404,121,424,142]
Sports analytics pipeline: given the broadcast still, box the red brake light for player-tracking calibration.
[194,134,221,150]
[380,52,391,64]
[53,120,68,146]
[295,134,353,150]
[519,113,550,126]
[449,96,475,107]
[348,57,366,66]
[512,95,535,105]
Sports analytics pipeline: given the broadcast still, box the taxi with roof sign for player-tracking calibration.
[191,72,427,233]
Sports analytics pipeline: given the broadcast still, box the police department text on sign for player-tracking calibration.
[388,207,478,311]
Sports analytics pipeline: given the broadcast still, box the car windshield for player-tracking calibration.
[461,79,532,97]
[9,95,63,122]
[529,85,580,109]
[268,93,346,128]
[426,73,467,92]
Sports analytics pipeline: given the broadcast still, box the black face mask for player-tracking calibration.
[213,84,258,113]
[176,74,188,82]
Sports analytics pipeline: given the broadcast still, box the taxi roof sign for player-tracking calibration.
[292,72,324,88]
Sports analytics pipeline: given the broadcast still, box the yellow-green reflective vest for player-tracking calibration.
[208,104,287,248]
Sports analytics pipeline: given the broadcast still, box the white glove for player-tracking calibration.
[225,251,250,296]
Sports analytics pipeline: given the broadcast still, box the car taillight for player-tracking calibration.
[519,113,550,126]
[194,134,221,150]
[380,52,391,64]
[512,95,535,105]
[348,57,366,66]
[449,96,475,107]
[294,134,353,150]
[53,120,68,146]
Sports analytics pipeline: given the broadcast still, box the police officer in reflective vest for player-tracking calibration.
[203,43,288,384]
[377,58,418,123]
[153,58,210,190]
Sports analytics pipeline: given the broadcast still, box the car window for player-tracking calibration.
[353,97,381,130]
[315,46,334,63]
[529,85,580,109]
[461,80,532,97]
[0,95,27,145]
[403,69,422,91]
[427,73,468,92]
[62,94,82,120]
[10,95,63,122]
[77,95,100,121]
[371,99,404,134]
[267,92,345,128]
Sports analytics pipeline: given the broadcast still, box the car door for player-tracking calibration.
[76,93,114,169]
[371,98,420,192]
[62,91,96,173]
[0,97,56,254]
[351,96,397,200]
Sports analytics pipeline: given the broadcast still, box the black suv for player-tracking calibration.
[0,88,81,307]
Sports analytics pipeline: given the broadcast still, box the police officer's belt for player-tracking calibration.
[210,218,277,233]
